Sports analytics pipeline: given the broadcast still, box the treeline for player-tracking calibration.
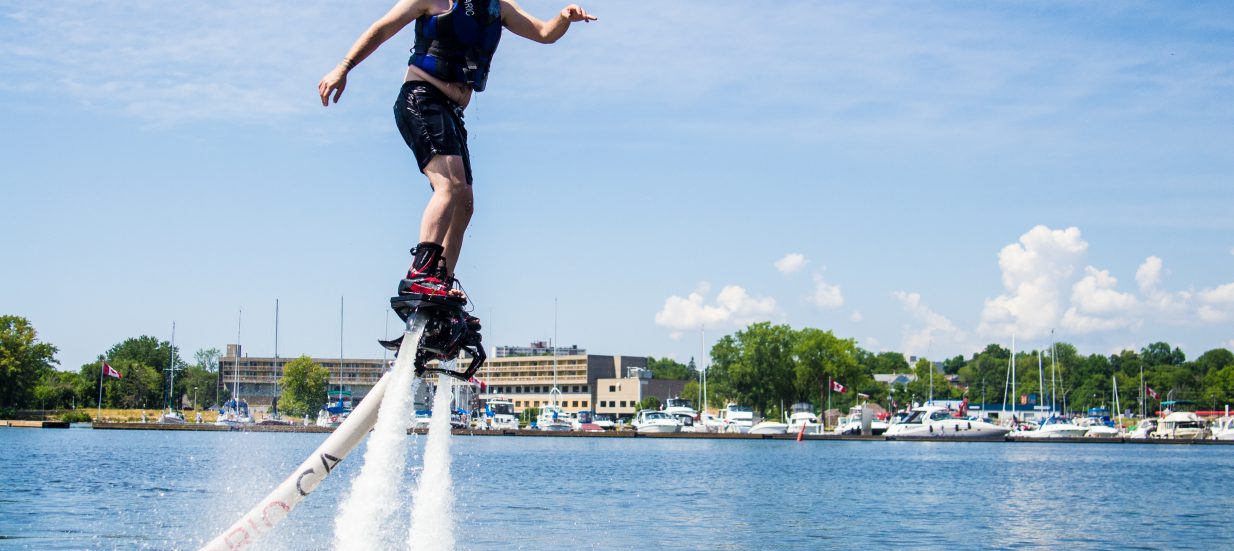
[1,315,339,420]
[649,322,1234,418]
[0,315,224,417]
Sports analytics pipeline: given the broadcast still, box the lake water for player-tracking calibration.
[1,426,1231,550]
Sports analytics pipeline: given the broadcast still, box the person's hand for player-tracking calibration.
[318,65,349,107]
[560,4,596,23]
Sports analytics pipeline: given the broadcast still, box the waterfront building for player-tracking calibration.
[217,344,387,407]
[217,342,657,414]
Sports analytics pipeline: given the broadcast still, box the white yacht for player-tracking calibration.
[571,410,605,432]
[1155,412,1209,439]
[592,413,617,430]
[1013,415,1089,438]
[1127,418,1159,439]
[750,420,789,435]
[885,405,1012,440]
[1152,400,1210,439]
[833,406,889,436]
[719,403,754,433]
[785,403,823,435]
[1211,416,1234,441]
[1077,408,1121,437]
[664,397,702,432]
[481,397,519,430]
[536,404,572,431]
[633,410,681,433]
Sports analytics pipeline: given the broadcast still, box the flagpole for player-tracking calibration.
[827,376,832,431]
[97,357,104,422]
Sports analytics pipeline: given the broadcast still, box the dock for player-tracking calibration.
[18,422,1221,444]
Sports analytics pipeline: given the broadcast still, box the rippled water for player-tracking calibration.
[2,426,1232,550]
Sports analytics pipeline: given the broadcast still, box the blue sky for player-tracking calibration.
[2,1,1232,373]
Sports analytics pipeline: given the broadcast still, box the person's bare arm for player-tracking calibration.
[318,0,428,106]
[501,1,595,45]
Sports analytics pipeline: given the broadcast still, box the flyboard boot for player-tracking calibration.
[383,242,486,380]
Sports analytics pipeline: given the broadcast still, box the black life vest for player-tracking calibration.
[408,0,503,92]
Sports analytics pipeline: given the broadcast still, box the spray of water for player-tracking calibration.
[408,377,456,550]
[332,361,421,551]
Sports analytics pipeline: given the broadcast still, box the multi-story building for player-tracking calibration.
[217,344,387,407]
[216,341,662,415]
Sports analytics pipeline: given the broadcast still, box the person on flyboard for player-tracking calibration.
[317,0,596,379]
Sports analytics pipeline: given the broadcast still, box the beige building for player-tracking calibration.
[594,370,688,417]
[217,344,387,407]
[216,341,655,414]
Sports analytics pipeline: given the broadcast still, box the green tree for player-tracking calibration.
[793,328,860,409]
[105,335,182,408]
[0,315,60,409]
[636,396,662,411]
[279,355,329,418]
[179,365,219,409]
[710,322,797,416]
[33,370,81,411]
[194,347,222,372]
[647,357,696,380]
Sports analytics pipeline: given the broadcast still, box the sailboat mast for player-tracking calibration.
[168,321,176,410]
[275,299,280,359]
[235,309,242,411]
[1037,350,1044,417]
[1011,334,1017,420]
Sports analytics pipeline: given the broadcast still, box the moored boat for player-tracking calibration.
[885,405,1011,439]
[633,410,681,433]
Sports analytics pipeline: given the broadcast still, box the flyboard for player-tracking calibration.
[200,292,485,551]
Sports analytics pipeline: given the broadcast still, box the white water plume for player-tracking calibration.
[332,362,420,551]
[408,377,456,551]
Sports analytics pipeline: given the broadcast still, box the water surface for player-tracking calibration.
[1,427,1230,550]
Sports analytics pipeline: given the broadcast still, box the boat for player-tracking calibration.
[217,398,254,427]
[749,419,789,435]
[1153,401,1209,439]
[632,410,681,433]
[592,413,617,430]
[158,409,187,424]
[1077,408,1120,437]
[571,410,605,432]
[480,397,519,430]
[1012,415,1089,438]
[315,391,351,428]
[719,403,754,433]
[1211,415,1234,441]
[885,405,1012,439]
[412,409,432,430]
[833,405,889,435]
[785,402,823,435]
[663,397,701,432]
[1127,418,1158,439]
[537,388,572,431]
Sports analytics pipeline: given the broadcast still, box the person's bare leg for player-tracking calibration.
[420,154,472,281]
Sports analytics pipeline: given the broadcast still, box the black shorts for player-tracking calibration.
[393,80,473,186]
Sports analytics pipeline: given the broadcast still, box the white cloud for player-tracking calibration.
[1197,305,1229,323]
[1060,266,1138,334]
[774,253,807,274]
[893,290,967,356]
[850,310,863,322]
[1070,267,1137,315]
[978,225,1087,339]
[1200,282,1234,305]
[654,284,779,331]
[808,272,844,309]
[1135,256,1163,293]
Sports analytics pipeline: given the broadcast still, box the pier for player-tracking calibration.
[40,422,1230,444]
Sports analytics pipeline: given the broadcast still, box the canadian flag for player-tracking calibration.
[831,379,847,393]
[1146,386,1159,399]
[103,362,122,379]
[469,377,487,391]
